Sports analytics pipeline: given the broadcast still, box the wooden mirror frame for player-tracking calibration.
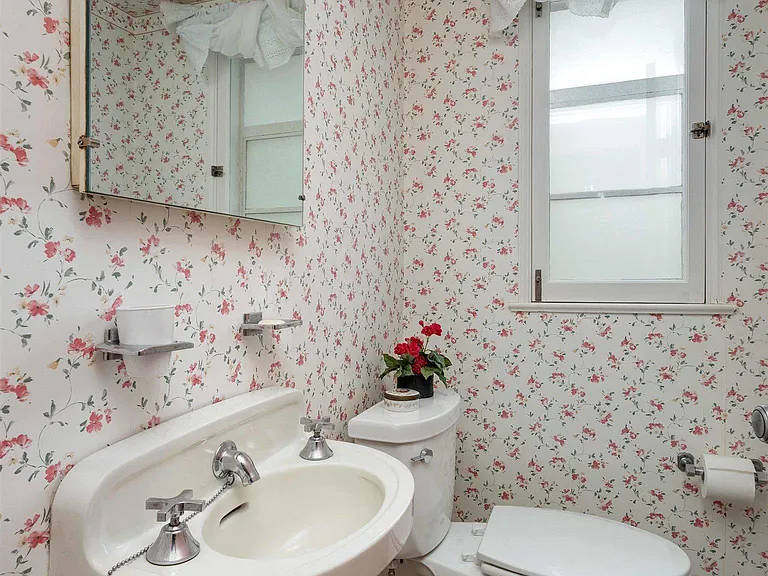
[70,0,86,190]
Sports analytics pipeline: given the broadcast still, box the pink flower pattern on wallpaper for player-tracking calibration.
[0,0,402,574]
[398,1,768,574]
[89,0,210,208]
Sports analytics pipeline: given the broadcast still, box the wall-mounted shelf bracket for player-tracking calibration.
[240,312,303,336]
[95,327,194,361]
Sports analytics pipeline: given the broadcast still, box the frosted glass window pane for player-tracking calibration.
[241,54,303,126]
[549,195,683,281]
[245,136,303,221]
[550,96,683,195]
[550,0,685,90]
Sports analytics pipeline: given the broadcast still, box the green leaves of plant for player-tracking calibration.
[380,348,451,383]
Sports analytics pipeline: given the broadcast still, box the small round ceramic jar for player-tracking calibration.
[383,388,421,413]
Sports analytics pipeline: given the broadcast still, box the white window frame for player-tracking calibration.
[207,54,232,215]
[515,0,734,314]
[209,54,304,221]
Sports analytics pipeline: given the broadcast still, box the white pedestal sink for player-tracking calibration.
[50,388,414,576]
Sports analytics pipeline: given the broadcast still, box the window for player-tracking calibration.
[230,55,304,226]
[207,52,304,226]
[527,0,712,305]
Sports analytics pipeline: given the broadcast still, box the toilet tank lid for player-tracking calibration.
[478,507,691,576]
[348,389,460,443]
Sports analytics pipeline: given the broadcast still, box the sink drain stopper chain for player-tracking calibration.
[107,474,236,575]
[107,543,152,576]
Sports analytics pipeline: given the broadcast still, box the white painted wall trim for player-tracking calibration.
[704,0,722,303]
[508,302,737,315]
[207,53,233,214]
[516,2,533,302]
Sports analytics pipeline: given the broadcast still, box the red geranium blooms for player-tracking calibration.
[381,320,452,384]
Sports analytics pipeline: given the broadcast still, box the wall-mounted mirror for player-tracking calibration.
[72,0,305,226]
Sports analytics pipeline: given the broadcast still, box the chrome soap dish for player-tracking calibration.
[240,312,302,336]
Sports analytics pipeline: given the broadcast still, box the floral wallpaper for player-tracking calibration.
[2,0,768,574]
[89,1,211,209]
[399,0,768,575]
[0,0,403,574]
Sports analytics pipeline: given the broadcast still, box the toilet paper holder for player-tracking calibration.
[677,452,768,486]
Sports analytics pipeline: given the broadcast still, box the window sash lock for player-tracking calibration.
[690,121,711,139]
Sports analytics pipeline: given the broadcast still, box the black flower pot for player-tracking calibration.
[397,374,434,398]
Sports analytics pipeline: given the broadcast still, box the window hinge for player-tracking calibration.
[78,136,101,149]
[535,2,543,18]
[211,165,224,178]
[534,269,543,302]
[690,121,711,139]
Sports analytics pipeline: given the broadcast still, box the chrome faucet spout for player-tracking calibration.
[232,450,260,486]
[212,441,260,486]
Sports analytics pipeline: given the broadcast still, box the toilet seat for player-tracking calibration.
[413,507,691,576]
[478,507,691,576]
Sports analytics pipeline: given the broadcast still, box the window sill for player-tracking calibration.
[508,302,738,315]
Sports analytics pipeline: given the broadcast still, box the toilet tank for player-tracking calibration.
[348,390,460,559]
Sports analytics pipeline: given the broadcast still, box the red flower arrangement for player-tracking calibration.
[380,321,452,386]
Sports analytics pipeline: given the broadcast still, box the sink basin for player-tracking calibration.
[50,388,414,576]
[204,464,385,559]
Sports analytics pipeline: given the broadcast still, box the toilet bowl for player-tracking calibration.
[349,390,691,576]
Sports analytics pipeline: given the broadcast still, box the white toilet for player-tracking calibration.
[348,390,691,576]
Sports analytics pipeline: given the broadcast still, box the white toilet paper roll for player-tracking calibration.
[702,455,756,505]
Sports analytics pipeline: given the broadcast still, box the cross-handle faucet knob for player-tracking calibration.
[299,416,334,461]
[301,416,335,435]
[146,489,204,524]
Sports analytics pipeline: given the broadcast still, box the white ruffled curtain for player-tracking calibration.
[160,0,304,73]
[491,0,619,36]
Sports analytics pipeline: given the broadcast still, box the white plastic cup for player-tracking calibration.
[116,305,175,346]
